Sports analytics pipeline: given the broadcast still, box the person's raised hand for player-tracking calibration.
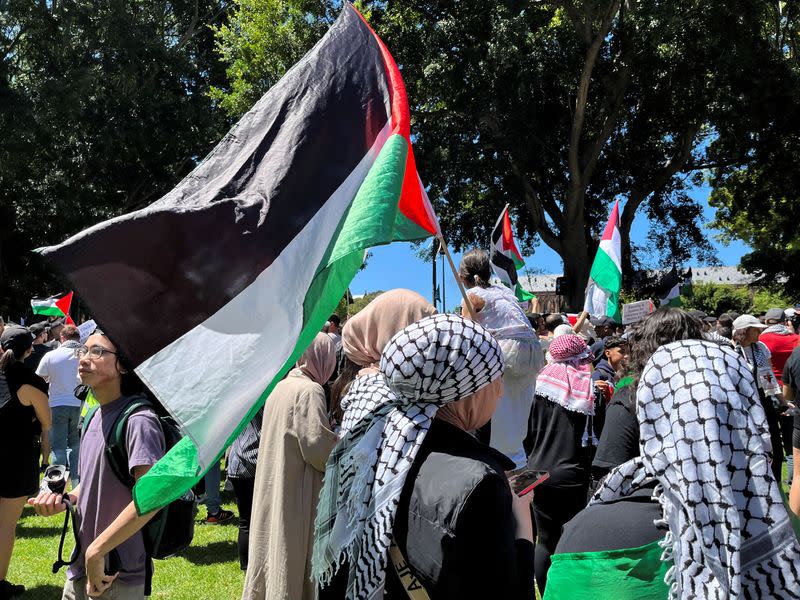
[27,490,68,517]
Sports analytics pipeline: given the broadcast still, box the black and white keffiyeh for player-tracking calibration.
[312,314,504,599]
[592,339,800,600]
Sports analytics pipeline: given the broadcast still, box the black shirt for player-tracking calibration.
[23,343,50,372]
[555,484,663,554]
[592,384,639,479]
[0,361,48,445]
[527,394,592,487]
[783,346,800,396]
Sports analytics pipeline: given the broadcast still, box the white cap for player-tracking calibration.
[786,308,796,318]
[732,314,767,333]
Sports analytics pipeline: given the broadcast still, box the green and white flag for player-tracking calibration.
[583,201,622,322]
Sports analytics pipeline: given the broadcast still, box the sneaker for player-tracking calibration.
[0,579,25,598]
[205,508,234,524]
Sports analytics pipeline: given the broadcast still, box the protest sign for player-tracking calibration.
[77,319,97,343]
[622,300,654,325]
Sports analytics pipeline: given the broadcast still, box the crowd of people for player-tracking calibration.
[1,249,800,599]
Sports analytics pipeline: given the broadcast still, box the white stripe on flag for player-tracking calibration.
[136,121,391,470]
[584,281,611,317]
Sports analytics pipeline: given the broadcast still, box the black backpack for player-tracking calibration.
[82,396,196,592]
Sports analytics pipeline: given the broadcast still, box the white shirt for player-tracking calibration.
[468,285,537,341]
[35,344,81,408]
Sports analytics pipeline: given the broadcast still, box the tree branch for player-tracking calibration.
[621,124,701,230]
[566,0,621,222]
[506,159,562,252]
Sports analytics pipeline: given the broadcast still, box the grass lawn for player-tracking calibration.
[8,469,795,599]
[10,491,243,600]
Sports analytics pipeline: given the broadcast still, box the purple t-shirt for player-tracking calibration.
[68,396,165,585]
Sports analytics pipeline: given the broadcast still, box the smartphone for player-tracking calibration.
[510,470,549,496]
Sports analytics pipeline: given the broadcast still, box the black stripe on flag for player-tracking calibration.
[41,8,391,366]
[490,215,518,286]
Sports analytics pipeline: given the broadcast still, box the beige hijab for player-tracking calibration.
[436,377,503,431]
[341,289,436,372]
[296,332,337,385]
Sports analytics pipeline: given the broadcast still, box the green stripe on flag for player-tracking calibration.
[32,306,65,317]
[589,248,621,293]
[514,282,535,302]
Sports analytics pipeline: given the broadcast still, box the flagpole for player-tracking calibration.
[431,238,438,309]
[436,232,478,320]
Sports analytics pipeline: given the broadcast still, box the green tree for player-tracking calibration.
[210,1,797,308]
[345,291,384,317]
[0,0,230,317]
[680,283,752,316]
[707,3,800,295]
[751,287,800,315]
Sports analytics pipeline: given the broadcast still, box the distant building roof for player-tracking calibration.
[519,266,756,294]
[689,266,756,285]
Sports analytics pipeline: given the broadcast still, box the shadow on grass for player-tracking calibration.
[179,540,238,565]
[16,524,61,538]
[22,584,63,599]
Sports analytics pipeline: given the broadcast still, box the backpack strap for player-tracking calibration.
[105,397,154,490]
[81,404,100,438]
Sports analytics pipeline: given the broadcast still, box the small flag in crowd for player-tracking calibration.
[657,266,693,307]
[30,291,75,324]
[490,205,534,302]
[583,201,622,322]
[39,5,439,514]
[658,266,682,307]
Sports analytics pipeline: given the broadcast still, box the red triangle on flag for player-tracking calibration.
[55,292,75,325]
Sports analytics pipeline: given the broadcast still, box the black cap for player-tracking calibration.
[703,316,717,323]
[687,309,707,319]
[590,315,616,327]
[0,325,34,355]
[28,322,49,336]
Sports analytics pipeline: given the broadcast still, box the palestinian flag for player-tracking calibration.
[30,292,75,324]
[658,266,682,307]
[490,206,534,302]
[38,4,438,514]
[583,200,622,322]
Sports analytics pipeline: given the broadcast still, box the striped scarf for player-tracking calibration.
[592,340,800,599]
[312,314,504,599]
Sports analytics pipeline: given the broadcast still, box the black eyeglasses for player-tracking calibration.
[74,345,118,360]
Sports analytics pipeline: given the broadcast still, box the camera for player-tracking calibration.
[41,465,70,496]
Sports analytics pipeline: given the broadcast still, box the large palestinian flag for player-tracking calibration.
[490,206,534,302]
[30,291,74,323]
[39,5,438,514]
[583,200,622,322]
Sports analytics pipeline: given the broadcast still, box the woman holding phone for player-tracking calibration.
[315,314,535,600]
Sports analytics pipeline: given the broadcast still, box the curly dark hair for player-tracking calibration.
[628,308,703,377]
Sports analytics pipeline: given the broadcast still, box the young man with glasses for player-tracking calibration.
[29,331,165,600]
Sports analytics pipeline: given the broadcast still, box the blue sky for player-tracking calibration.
[350,183,749,306]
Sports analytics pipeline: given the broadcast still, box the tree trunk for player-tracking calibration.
[560,226,592,311]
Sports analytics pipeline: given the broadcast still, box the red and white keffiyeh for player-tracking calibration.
[535,334,595,415]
